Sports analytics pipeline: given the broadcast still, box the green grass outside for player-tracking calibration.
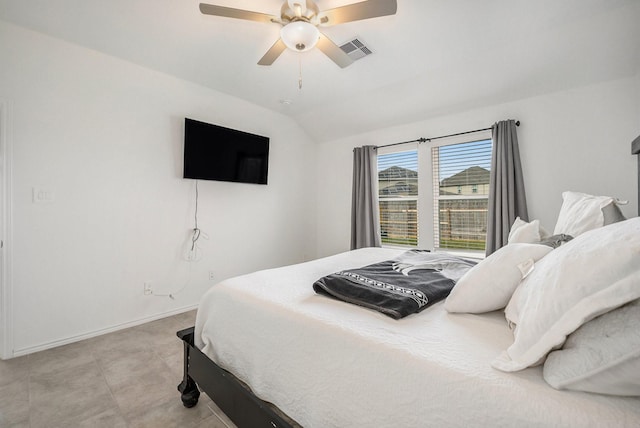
[439,239,486,251]
[381,237,418,246]
[381,237,485,250]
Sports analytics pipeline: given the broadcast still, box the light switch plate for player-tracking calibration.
[32,187,55,204]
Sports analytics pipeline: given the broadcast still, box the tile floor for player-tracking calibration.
[0,310,237,428]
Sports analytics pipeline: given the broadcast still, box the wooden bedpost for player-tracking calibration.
[177,327,201,408]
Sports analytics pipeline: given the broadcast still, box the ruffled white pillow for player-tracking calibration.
[493,217,640,372]
[445,243,553,314]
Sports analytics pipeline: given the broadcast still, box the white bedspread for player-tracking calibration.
[195,248,640,428]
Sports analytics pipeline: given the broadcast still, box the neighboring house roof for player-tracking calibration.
[440,166,490,187]
[380,182,419,196]
[378,166,418,180]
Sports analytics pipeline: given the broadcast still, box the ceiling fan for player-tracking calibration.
[199,0,398,68]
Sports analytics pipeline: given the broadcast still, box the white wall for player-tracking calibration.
[316,76,639,258]
[637,71,640,136]
[0,20,317,356]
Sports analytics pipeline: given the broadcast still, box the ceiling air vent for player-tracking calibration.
[339,38,373,61]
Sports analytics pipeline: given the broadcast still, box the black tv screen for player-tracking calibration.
[183,118,269,185]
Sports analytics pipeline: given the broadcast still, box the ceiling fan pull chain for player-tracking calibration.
[298,56,303,90]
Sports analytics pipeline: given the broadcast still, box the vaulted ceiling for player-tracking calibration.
[1,0,639,142]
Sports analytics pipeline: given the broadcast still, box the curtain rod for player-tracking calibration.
[375,120,520,150]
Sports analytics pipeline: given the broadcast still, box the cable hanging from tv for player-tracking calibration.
[154,180,205,299]
[190,180,202,256]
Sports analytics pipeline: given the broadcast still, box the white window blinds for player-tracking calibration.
[432,139,492,251]
[378,150,418,247]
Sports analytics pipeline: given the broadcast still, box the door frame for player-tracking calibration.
[0,99,14,359]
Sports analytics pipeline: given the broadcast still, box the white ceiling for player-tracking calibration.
[1,0,639,142]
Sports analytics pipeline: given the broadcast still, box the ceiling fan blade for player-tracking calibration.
[316,33,354,68]
[319,0,397,25]
[306,0,320,17]
[258,39,287,66]
[199,3,275,24]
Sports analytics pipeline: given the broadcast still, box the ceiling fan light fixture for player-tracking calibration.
[280,21,320,52]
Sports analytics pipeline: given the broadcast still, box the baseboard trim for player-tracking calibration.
[10,304,198,358]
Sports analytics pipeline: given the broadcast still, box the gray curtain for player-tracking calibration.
[351,146,382,250]
[486,120,528,255]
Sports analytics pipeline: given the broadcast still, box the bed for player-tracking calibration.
[177,143,640,427]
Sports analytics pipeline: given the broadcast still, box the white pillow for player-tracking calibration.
[508,217,549,244]
[493,217,640,372]
[553,191,614,237]
[543,298,640,396]
[445,243,553,314]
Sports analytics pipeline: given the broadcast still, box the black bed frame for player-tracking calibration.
[178,137,640,427]
[177,327,296,428]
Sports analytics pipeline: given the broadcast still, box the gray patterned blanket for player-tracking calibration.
[313,250,477,319]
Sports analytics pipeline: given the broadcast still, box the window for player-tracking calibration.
[376,134,492,253]
[432,139,492,251]
[377,150,418,246]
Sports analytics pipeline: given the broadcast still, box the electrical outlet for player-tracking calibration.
[144,282,153,295]
[208,271,215,281]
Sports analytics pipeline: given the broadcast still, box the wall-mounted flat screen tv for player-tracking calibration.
[183,118,269,185]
